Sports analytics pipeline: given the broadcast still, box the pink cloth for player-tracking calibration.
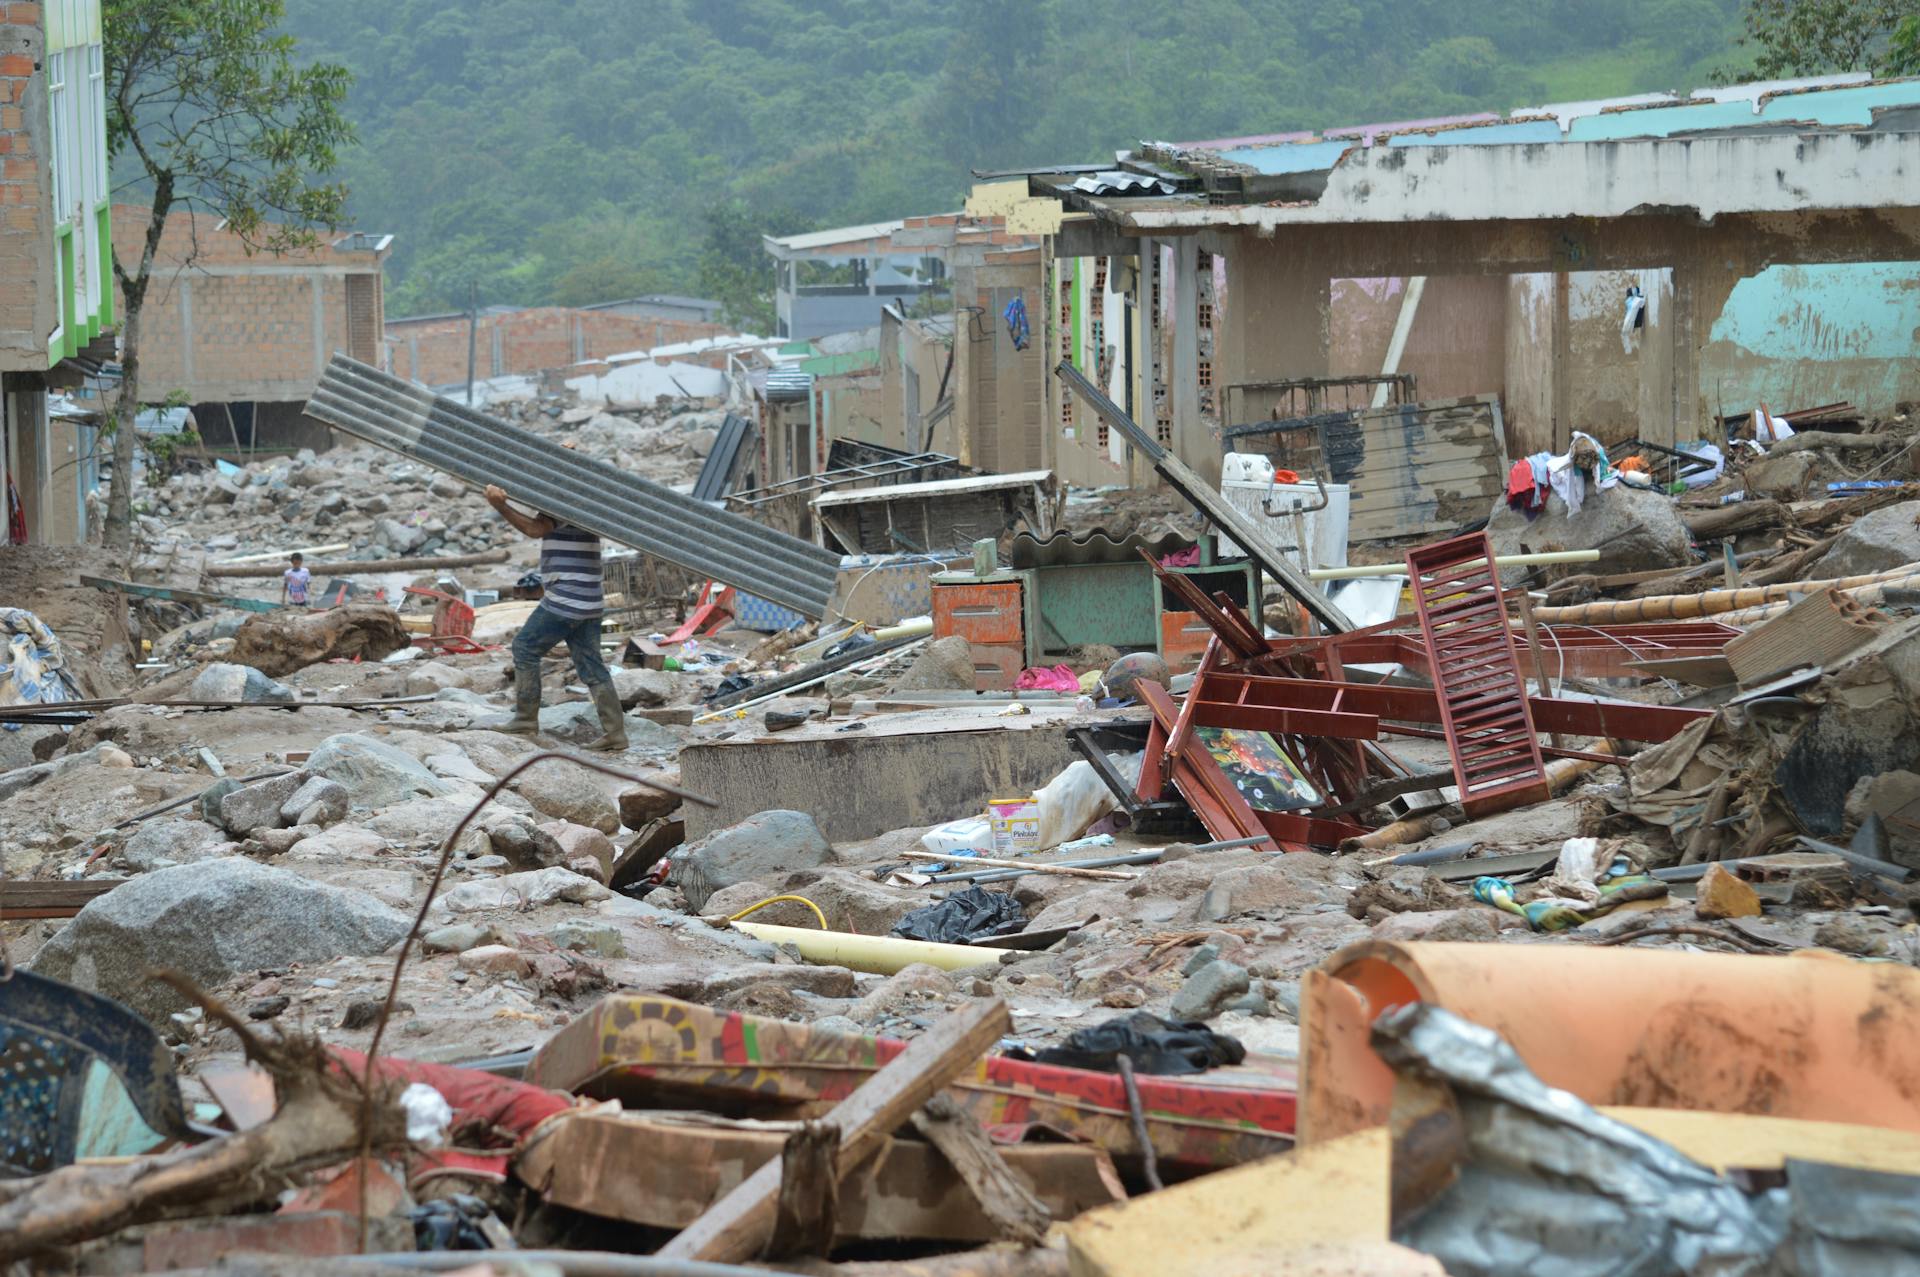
[1158,545,1202,568]
[1015,664,1081,692]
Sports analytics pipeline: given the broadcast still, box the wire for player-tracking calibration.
[728,894,829,930]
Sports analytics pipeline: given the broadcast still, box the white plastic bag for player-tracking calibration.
[920,816,995,857]
[1034,753,1140,849]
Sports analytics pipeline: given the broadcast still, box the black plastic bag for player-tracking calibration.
[703,673,755,703]
[1024,1011,1246,1076]
[823,631,877,660]
[412,1194,495,1250]
[890,885,1027,944]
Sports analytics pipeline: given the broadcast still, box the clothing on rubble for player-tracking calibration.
[1544,432,1619,516]
[1507,454,1553,519]
[1003,296,1031,351]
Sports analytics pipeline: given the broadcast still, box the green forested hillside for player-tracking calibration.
[279,0,1747,319]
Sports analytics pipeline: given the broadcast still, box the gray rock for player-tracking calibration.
[306,733,456,809]
[356,494,391,514]
[365,797,480,848]
[510,757,619,833]
[1814,500,1920,580]
[1181,942,1223,977]
[612,667,675,708]
[217,771,312,836]
[1224,989,1270,1016]
[374,517,425,554]
[121,819,228,872]
[1487,483,1692,583]
[428,475,466,499]
[423,923,496,954]
[197,778,242,825]
[189,662,295,705]
[811,1014,864,1038]
[280,776,349,827]
[426,752,494,784]
[29,858,411,1025]
[404,662,472,696]
[673,810,832,912]
[890,636,978,693]
[0,724,64,772]
[547,919,625,958]
[534,701,680,753]
[1170,960,1251,1021]
[435,867,612,914]
[476,811,568,869]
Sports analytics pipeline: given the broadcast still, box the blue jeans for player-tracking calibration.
[512,606,611,688]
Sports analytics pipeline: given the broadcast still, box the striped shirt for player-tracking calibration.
[537,522,604,620]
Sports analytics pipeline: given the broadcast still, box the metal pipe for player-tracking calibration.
[926,835,1273,884]
[1307,550,1600,581]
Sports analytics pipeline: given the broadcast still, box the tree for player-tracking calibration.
[1734,0,1908,77]
[102,0,352,552]
[696,201,811,335]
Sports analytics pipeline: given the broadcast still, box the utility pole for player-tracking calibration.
[465,280,479,407]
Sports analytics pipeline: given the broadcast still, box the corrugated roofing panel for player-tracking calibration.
[304,355,841,618]
[691,412,754,503]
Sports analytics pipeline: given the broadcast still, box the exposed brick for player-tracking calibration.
[0,54,33,77]
[7,3,43,22]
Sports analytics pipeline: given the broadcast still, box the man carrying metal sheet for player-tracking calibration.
[484,485,627,752]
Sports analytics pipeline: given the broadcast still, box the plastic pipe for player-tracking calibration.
[1307,550,1600,581]
[731,921,1014,973]
[1530,562,1920,625]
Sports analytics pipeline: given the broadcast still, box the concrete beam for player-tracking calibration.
[1103,130,1920,230]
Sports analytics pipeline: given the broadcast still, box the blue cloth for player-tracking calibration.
[512,605,611,688]
[1003,296,1031,351]
[1,609,77,733]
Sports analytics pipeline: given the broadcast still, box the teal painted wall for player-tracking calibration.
[1703,263,1920,417]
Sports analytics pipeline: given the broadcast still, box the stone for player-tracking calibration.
[425,752,494,783]
[539,821,617,878]
[534,701,683,754]
[1814,500,1920,580]
[375,517,426,555]
[1488,483,1692,582]
[0,723,64,772]
[307,733,456,809]
[1814,913,1895,958]
[216,771,312,836]
[457,944,532,977]
[617,779,682,827]
[434,867,613,915]
[229,606,412,677]
[547,919,625,958]
[889,636,978,693]
[851,964,956,1023]
[429,475,466,499]
[279,777,349,828]
[251,826,312,855]
[511,758,619,834]
[1188,855,1353,924]
[189,663,295,705]
[673,810,832,912]
[567,856,608,883]
[786,868,949,934]
[1370,907,1502,942]
[1741,451,1821,502]
[121,819,228,872]
[1181,942,1223,976]
[1695,864,1763,921]
[475,812,567,869]
[246,995,290,1020]
[365,797,481,848]
[356,494,391,514]
[1100,984,1147,1009]
[404,662,473,696]
[612,667,675,708]
[1170,960,1251,1021]
[423,924,496,954]
[28,858,412,1025]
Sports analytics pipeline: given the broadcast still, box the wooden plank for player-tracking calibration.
[0,879,121,918]
[656,998,1013,1263]
[513,1112,1121,1243]
[911,1094,1051,1245]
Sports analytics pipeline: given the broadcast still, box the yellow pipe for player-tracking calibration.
[1531,562,1920,625]
[727,894,829,930]
[731,921,1013,974]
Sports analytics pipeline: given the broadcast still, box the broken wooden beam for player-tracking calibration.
[0,878,122,919]
[657,998,1013,1263]
[911,1093,1052,1246]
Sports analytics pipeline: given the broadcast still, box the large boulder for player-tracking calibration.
[1487,483,1691,584]
[511,758,619,834]
[306,733,457,810]
[228,605,411,678]
[612,668,675,708]
[188,662,295,705]
[673,810,831,911]
[889,636,978,693]
[29,858,412,1025]
[1812,500,1920,581]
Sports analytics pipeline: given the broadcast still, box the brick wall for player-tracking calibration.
[110,203,387,401]
[387,307,731,387]
[0,9,51,370]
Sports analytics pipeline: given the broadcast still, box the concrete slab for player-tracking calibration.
[679,706,1124,842]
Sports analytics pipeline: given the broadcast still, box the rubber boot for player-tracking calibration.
[585,681,629,752]
[501,666,542,736]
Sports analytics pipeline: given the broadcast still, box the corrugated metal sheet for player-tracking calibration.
[764,367,813,402]
[1227,394,1507,544]
[692,412,755,502]
[304,355,841,618]
[1009,527,1195,570]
